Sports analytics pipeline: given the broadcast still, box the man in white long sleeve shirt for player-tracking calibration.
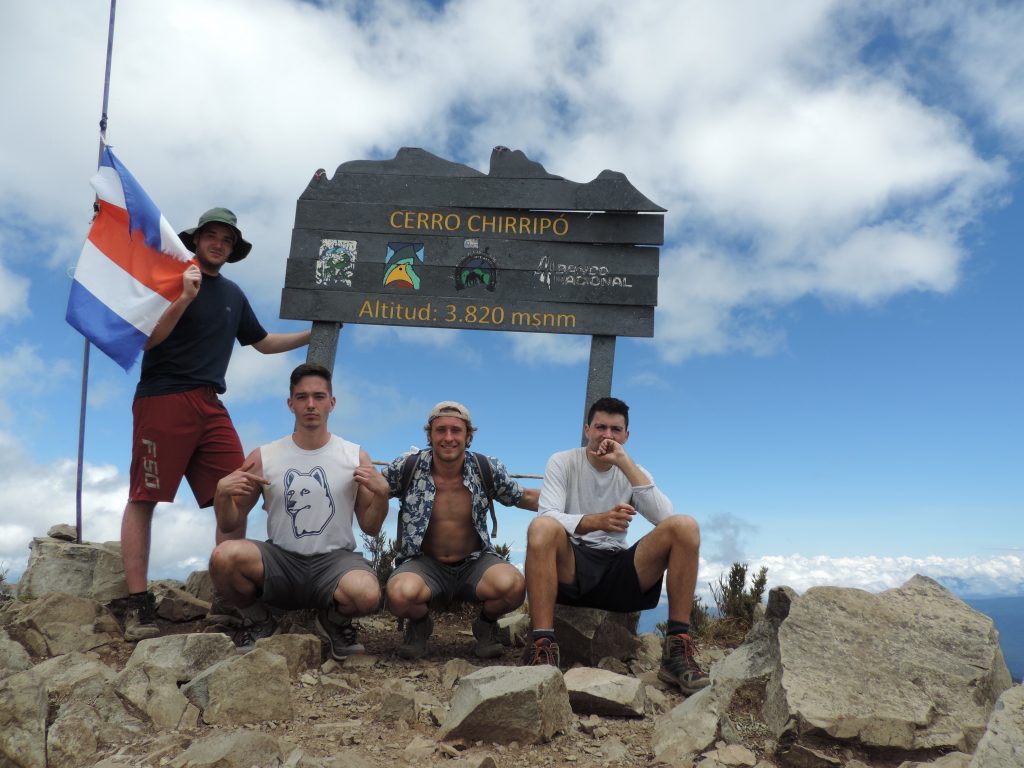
[523,397,709,695]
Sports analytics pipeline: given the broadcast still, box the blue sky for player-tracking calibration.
[1,0,1021,600]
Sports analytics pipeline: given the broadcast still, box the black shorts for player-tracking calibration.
[255,541,375,611]
[556,540,663,612]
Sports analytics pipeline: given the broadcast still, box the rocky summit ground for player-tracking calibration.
[89,604,672,768]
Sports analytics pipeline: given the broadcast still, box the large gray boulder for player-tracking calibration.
[114,663,190,728]
[440,665,573,744]
[553,605,639,666]
[168,730,285,767]
[970,683,1024,768]
[153,586,210,621]
[16,537,127,602]
[6,592,120,657]
[0,668,48,768]
[47,688,146,768]
[563,666,647,717]
[255,633,321,678]
[181,647,293,725]
[765,576,1011,753]
[653,609,781,764]
[124,632,236,683]
[184,570,215,604]
[0,628,32,680]
[30,652,117,699]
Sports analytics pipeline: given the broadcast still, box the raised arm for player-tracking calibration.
[252,329,311,354]
[145,264,200,350]
[213,449,268,534]
[352,448,390,536]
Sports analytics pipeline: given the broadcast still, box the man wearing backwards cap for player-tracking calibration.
[368,402,539,660]
[120,208,311,642]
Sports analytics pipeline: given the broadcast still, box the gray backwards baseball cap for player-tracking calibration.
[178,207,252,263]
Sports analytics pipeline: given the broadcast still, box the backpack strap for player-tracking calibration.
[469,451,499,537]
[395,451,421,550]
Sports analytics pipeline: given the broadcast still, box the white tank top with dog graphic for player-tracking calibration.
[260,434,361,554]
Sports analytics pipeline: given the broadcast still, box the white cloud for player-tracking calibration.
[0,0,1018,366]
[0,438,217,584]
[0,257,30,323]
[694,553,1024,603]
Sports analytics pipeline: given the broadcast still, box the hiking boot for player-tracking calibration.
[206,589,244,628]
[397,614,433,660]
[658,632,710,695]
[471,615,505,659]
[233,603,278,653]
[520,636,560,667]
[316,606,365,659]
[123,592,159,642]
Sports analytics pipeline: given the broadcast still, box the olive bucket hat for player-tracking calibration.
[178,207,252,263]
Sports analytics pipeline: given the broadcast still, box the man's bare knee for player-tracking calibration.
[664,515,700,551]
[386,573,428,611]
[480,566,526,604]
[209,540,245,576]
[338,572,381,615]
[527,516,566,548]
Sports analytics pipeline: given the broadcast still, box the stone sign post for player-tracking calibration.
[280,146,664,437]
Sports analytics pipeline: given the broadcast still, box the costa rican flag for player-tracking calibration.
[66,147,194,370]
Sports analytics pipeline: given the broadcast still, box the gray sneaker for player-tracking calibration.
[397,614,433,660]
[471,615,504,659]
[658,633,710,695]
[316,607,365,659]
[123,592,159,642]
[233,603,278,652]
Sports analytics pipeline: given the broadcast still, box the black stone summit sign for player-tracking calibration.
[280,146,664,338]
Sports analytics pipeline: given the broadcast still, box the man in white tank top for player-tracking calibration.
[522,397,709,696]
[208,363,390,657]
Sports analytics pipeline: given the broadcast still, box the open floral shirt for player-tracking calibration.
[382,448,524,564]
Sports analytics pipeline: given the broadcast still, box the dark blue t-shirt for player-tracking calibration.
[135,273,267,397]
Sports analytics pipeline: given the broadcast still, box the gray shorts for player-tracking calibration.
[391,552,508,609]
[254,541,375,611]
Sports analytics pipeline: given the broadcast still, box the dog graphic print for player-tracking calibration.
[284,465,336,537]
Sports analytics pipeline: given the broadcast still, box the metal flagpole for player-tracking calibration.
[75,0,118,545]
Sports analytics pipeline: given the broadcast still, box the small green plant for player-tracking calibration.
[689,594,711,636]
[493,541,513,560]
[0,563,11,602]
[360,531,399,589]
[680,563,768,647]
[710,562,767,625]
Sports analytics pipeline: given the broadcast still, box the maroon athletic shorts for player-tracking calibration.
[128,387,244,507]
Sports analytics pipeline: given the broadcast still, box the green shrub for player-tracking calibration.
[360,531,398,588]
[710,562,767,625]
[684,563,768,647]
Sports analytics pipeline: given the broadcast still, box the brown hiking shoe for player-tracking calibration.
[658,633,710,695]
[520,636,560,667]
[398,614,433,660]
[471,616,504,659]
[123,592,159,642]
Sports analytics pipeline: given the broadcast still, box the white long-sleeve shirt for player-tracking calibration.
[538,447,673,551]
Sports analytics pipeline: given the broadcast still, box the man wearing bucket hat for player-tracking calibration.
[367,402,539,660]
[120,207,311,642]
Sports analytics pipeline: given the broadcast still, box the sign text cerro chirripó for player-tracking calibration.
[280,146,664,337]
